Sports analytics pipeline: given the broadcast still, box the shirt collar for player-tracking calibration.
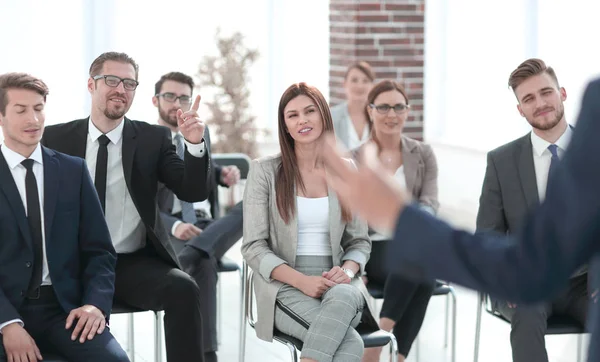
[1,142,43,170]
[530,125,573,157]
[88,117,125,145]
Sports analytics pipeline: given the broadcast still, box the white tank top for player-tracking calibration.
[296,196,332,256]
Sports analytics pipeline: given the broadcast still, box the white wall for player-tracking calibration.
[424,0,600,224]
[0,0,330,148]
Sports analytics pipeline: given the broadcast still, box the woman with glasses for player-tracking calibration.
[242,83,377,362]
[355,80,439,362]
[331,61,375,150]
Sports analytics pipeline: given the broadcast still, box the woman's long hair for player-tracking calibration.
[276,82,351,223]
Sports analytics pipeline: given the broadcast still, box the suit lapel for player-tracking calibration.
[328,188,343,253]
[0,150,33,250]
[402,136,419,195]
[42,147,59,243]
[122,118,137,202]
[517,135,540,208]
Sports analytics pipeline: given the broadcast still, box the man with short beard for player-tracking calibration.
[154,71,244,362]
[41,52,211,362]
[476,58,588,362]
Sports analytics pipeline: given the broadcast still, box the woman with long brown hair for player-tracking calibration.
[355,80,439,362]
[242,83,376,362]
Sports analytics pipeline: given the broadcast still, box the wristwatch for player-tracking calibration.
[341,268,355,279]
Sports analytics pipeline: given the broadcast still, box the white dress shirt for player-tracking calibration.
[0,143,49,332]
[346,115,370,150]
[85,118,146,253]
[530,126,573,201]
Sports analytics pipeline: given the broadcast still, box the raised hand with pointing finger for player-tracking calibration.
[177,94,206,144]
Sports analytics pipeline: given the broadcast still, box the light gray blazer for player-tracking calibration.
[241,154,374,341]
[331,101,371,150]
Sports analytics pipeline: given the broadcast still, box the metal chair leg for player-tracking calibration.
[449,287,457,362]
[217,275,222,346]
[388,332,399,362]
[155,311,163,362]
[473,293,483,362]
[577,334,583,362]
[444,292,450,348]
[286,342,299,362]
[239,265,248,362]
[127,313,135,362]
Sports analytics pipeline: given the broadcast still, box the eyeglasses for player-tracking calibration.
[92,75,139,91]
[156,92,192,105]
[370,103,410,114]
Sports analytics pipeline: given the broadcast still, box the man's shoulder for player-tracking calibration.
[43,146,84,169]
[488,133,530,161]
[44,118,87,136]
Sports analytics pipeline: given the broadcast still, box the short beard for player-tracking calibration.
[104,108,126,120]
[528,103,564,131]
[159,107,178,128]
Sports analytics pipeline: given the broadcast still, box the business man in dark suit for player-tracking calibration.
[477,59,588,362]
[0,73,128,361]
[41,53,211,362]
[319,76,600,361]
[152,72,243,361]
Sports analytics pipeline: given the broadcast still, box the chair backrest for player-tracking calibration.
[212,153,252,180]
[479,292,585,335]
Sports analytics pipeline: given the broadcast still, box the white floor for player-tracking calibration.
[108,206,590,362]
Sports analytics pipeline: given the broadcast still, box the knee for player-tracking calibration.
[510,307,547,331]
[168,271,202,302]
[324,284,364,309]
[336,328,364,361]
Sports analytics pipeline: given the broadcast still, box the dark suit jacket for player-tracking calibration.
[158,126,226,233]
[476,133,538,234]
[0,146,116,324]
[385,78,600,361]
[41,117,210,267]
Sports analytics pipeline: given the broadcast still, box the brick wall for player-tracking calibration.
[329,0,425,139]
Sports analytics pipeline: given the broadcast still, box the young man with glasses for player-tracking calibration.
[41,52,211,362]
[153,71,243,362]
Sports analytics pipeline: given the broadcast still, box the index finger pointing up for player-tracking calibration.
[191,94,201,112]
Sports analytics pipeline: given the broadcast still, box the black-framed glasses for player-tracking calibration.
[370,103,410,114]
[92,75,139,91]
[156,92,192,105]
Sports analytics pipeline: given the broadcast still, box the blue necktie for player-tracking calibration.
[547,144,560,191]
[174,134,197,224]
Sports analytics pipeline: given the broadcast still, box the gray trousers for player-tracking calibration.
[496,272,588,362]
[274,256,365,362]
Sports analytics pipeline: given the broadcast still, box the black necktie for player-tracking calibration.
[21,159,43,296]
[95,135,111,213]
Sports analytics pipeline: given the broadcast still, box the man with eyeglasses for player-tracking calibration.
[41,52,211,362]
[154,71,243,362]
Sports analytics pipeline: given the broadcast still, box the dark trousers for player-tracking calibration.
[114,249,206,362]
[0,286,129,362]
[171,201,243,354]
[185,201,243,260]
[366,239,435,357]
[496,273,588,362]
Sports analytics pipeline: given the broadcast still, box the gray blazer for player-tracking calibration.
[353,135,439,213]
[476,131,587,306]
[241,154,375,341]
[331,102,371,150]
[476,133,537,234]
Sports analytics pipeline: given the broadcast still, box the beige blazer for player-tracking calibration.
[354,135,439,213]
[242,154,375,341]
